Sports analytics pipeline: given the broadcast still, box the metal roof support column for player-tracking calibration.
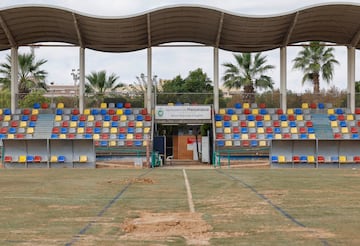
[10,47,18,113]
[280,47,287,112]
[146,47,152,113]
[347,46,355,113]
[213,47,219,113]
[79,47,85,113]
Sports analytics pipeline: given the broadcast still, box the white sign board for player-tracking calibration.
[155,105,211,120]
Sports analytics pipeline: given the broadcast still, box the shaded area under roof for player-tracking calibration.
[0,3,360,52]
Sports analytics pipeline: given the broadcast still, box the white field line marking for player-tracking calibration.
[183,169,195,213]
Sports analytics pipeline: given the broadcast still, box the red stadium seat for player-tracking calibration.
[317,156,325,163]
[292,156,300,163]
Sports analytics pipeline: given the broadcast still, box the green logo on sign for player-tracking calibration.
[157,109,164,117]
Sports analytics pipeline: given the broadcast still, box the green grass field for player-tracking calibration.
[0,168,359,245]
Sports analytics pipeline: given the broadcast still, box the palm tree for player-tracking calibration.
[85,70,124,105]
[222,53,274,103]
[292,41,339,94]
[0,52,48,97]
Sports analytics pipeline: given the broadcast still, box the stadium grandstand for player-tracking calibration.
[1,3,360,168]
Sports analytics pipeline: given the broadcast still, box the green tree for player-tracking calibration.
[0,52,48,97]
[222,53,274,103]
[292,41,339,94]
[85,70,124,105]
[161,68,213,104]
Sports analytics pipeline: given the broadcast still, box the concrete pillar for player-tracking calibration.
[10,47,18,113]
[280,47,287,112]
[147,47,152,113]
[79,47,85,113]
[347,46,355,113]
[213,48,219,113]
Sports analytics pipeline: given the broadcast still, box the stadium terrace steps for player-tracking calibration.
[33,114,55,139]
[311,114,333,139]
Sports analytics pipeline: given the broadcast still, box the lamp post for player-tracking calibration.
[71,68,80,107]
[50,81,54,105]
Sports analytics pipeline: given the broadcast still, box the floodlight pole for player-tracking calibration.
[79,47,85,113]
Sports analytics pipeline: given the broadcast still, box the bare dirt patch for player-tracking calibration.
[102,177,155,185]
[120,211,213,245]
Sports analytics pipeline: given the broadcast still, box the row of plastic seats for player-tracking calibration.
[0,127,35,134]
[51,132,150,140]
[52,126,150,134]
[95,140,147,147]
[217,139,269,147]
[0,114,38,122]
[216,126,315,135]
[54,120,151,129]
[272,155,360,164]
[217,132,316,141]
[216,114,311,122]
[55,114,151,122]
[216,120,313,129]
[4,155,43,163]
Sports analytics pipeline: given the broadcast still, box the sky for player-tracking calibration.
[0,0,359,93]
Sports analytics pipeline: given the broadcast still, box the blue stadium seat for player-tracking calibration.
[294,108,302,115]
[128,128,134,133]
[33,102,40,109]
[55,109,63,115]
[124,109,132,115]
[100,109,107,115]
[250,140,258,147]
[58,156,66,163]
[331,156,339,163]
[300,133,307,139]
[274,128,281,134]
[26,155,34,163]
[84,133,92,139]
[335,108,343,114]
[29,121,36,127]
[227,108,235,115]
[116,102,123,108]
[60,128,68,134]
[307,128,315,134]
[223,121,231,127]
[339,121,347,127]
[94,128,101,134]
[266,134,273,139]
[279,114,287,121]
[352,133,359,139]
[271,156,278,163]
[318,103,325,109]
[233,133,240,140]
[328,115,336,121]
[91,109,99,115]
[21,115,29,121]
[78,121,85,127]
[71,115,78,121]
[300,156,308,163]
[241,128,248,133]
[247,115,255,121]
[100,141,107,146]
[51,133,58,139]
[259,108,267,115]
[217,140,225,147]
[111,121,118,127]
[289,121,297,127]
[256,121,263,127]
[9,128,16,134]
[0,134,5,139]
[103,115,111,121]
[134,140,142,147]
[234,103,242,109]
[215,114,222,121]
[136,115,144,121]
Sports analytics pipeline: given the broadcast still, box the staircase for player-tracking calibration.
[33,114,54,139]
[311,114,333,139]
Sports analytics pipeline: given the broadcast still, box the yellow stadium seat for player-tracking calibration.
[57,102,64,109]
[55,115,62,122]
[7,134,14,139]
[281,121,288,127]
[224,127,231,134]
[4,115,11,122]
[259,140,267,147]
[100,103,107,108]
[275,134,282,139]
[59,134,66,139]
[327,108,334,114]
[225,140,232,146]
[127,134,134,140]
[241,134,248,140]
[287,108,294,114]
[248,121,255,127]
[136,121,143,128]
[339,155,347,164]
[84,109,91,115]
[18,155,26,163]
[144,127,150,134]
[296,115,303,121]
[19,121,27,127]
[116,109,123,115]
[301,103,309,109]
[308,133,316,139]
[257,127,264,134]
[264,114,271,121]
[330,121,338,127]
[87,115,94,122]
[32,109,39,115]
[50,156,58,162]
[79,155,88,162]
[0,109,2,115]
[27,128,34,134]
[278,155,286,163]
[109,140,117,146]
[110,127,118,134]
[290,127,298,134]
[346,114,354,121]
[243,103,250,109]
[219,108,226,115]
[77,128,84,134]
[341,127,349,134]
[215,121,222,128]
[231,115,238,121]
[252,109,259,115]
[307,155,315,163]
[93,134,100,140]
[168,102,174,106]
[70,121,77,128]
[120,115,127,121]
[103,121,110,127]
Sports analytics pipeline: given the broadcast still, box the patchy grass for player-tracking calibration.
[0,168,359,245]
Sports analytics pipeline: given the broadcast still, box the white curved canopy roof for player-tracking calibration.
[0,3,359,52]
